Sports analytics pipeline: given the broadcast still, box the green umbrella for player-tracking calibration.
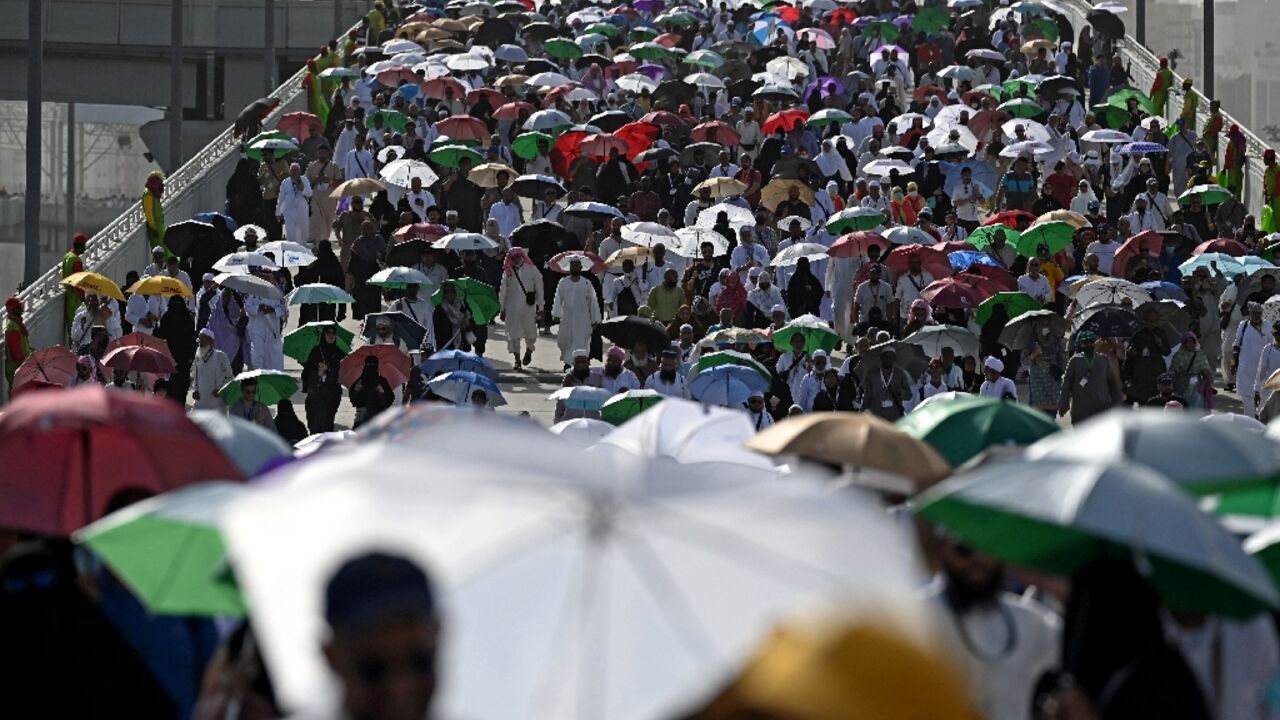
[656,10,698,25]
[432,278,500,325]
[1012,220,1075,257]
[771,315,842,354]
[826,207,887,234]
[430,134,481,150]
[73,483,248,616]
[684,49,725,68]
[1179,184,1234,206]
[912,6,949,33]
[1106,88,1155,115]
[997,97,1042,119]
[630,26,660,41]
[696,350,772,383]
[966,224,1021,251]
[601,389,665,425]
[1090,103,1131,129]
[367,108,408,133]
[429,144,485,168]
[218,369,299,406]
[246,131,299,161]
[629,42,679,61]
[896,394,1059,466]
[916,459,1280,618]
[975,292,1042,326]
[512,131,554,160]
[970,83,1005,102]
[283,321,355,364]
[1024,17,1058,41]
[1002,77,1038,97]
[860,20,899,41]
[584,22,621,37]
[544,38,583,60]
[808,108,854,127]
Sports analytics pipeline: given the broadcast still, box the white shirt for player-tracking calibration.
[340,148,375,180]
[730,243,770,280]
[979,375,1019,400]
[1086,240,1118,275]
[952,182,984,222]
[895,271,935,318]
[406,189,437,219]
[601,369,641,393]
[644,371,689,398]
[854,279,893,322]
[1165,614,1280,720]
[1017,273,1052,305]
[737,119,762,147]
[708,163,741,179]
[1125,208,1162,233]
[488,200,523,237]
[939,223,970,242]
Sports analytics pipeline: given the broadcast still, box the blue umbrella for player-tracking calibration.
[941,159,998,197]
[1118,141,1168,155]
[688,365,769,407]
[949,250,1000,271]
[1178,253,1246,277]
[1140,281,1188,302]
[549,385,614,412]
[427,370,506,407]
[192,211,238,231]
[422,349,497,381]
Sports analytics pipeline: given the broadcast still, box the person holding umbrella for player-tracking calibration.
[226,377,275,431]
[1057,330,1123,424]
[861,346,913,420]
[349,221,386,320]
[1021,315,1067,415]
[154,296,196,404]
[349,355,394,427]
[302,325,347,433]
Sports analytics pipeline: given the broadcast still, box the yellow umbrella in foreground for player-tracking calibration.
[745,413,951,494]
[127,276,194,298]
[61,271,124,301]
[329,177,385,199]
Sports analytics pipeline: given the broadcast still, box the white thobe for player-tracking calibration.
[601,369,640,393]
[552,275,602,365]
[245,296,287,371]
[488,201,523,237]
[276,177,313,245]
[1255,343,1280,412]
[125,293,163,335]
[499,264,543,354]
[1165,614,1280,720]
[391,295,435,350]
[775,351,810,402]
[1236,320,1269,417]
[643,372,689,398]
[192,348,234,410]
[340,149,375,180]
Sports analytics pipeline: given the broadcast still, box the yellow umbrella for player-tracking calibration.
[760,178,815,211]
[496,74,530,88]
[61,271,124,301]
[414,27,453,42]
[432,17,468,32]
[126,275,194,298]
[606,246,652,269]
[1036,209,1091,229]
[694,177,749,199]
[1021,38,1055,53]
[468,162,517,188]
[745,413,951,494]
[329,177,386,199]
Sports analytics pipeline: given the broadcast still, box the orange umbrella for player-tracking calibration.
[763,108,810,135]
[340,345,410,388]
[437,114,489,143]
[423,76,467,100]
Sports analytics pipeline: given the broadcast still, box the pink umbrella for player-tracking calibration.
[580,134,630,158]
[437,114,489,143]
[827,231,889,258]
[466,87,507,110]
[494,101,534,121]
[921,277,983,309]
[276,111,322,140]
[102,345,177,375]
[376,67,420,88]
[884,245,953,280]
[1193,237,1249,257]
[1112,230,1163,279]
[12,345,78,393]
[691,121,740,146]
[423,76,467,100]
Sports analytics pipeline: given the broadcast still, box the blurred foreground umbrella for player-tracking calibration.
[897,394,1059,466]
[916,458,1279,617]
[102,345,177,375]
[548,417,613,446]
[0,387,244,535]
[188,411,292,478]
[427,369,505,406]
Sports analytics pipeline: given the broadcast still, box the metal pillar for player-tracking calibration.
[1203,0,1215,99]
[264,0,276,94]
[334,0,343,40]
[24,0,42,285]
[66,102,75,238]
[170,0,183,170]
[1135,0,1146,47]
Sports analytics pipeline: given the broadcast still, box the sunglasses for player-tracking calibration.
[354,649,435,685]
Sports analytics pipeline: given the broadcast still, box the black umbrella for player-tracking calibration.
[521,58,563,75]
[386,237,433,267]
[1035,74,1079,98]
[998,309,1069,351]
[772,156,823,180]
[752,84,800,103]
[233,97,281,138]
[1070,304,1140,349]
[855,341,930,382]
[635,147,677,164]
[747,46,786,69]
[727,78,761,103]
[510,174,567,199]
[511,220,569,262]
[576,53,615,69]
[712,59,753,84]
[711,39,753,57]
[362,312,428,350]
[163,219,221,259]
[680,142,722,168]
[1087,9,1125,38]
[588,110,632,132]
[521,22,560,41]
[1136,300,1191,335]
[1052,12,1074,45]
[598,315,670,351]
[1237,268,1280,307]
[652,80,696,107]
[475,18,518,47]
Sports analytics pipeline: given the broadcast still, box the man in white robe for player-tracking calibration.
[276,163,314,246]
[1234,303,1269,417]
[499,248,543,368]
[191,328,234,410]
[551,259,602,367]
[245,291,287,371]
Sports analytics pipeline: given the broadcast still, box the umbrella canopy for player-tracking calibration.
[432,279,500,325]
[975,291,1041,326]
[915,458,1279,618]
[548,385,614,413]
[286,283,354,306]
[771,243,830,267]
[73,482,250,616]
[1192,238,1249,257]
[826,207,887,234]
[695,350,772,384]
[102,345,177,375]
[368,266,433,289]
[213,273,283,300]
[428,369,505,406]
[361,312,428,350]
[422,349,496,381]
[340,345,411,389]
[329,177,387,198]
[921,278,982,310]
[828,231,889,258]
[12,346,78,392]
[901,325,980,359]
[998,309,1069,350]
[689,364,770,406]
[548,418,614,446]
[1013,221,1075,257]
[600,389,665,425]
[0,387,244,536]
[258,240,317,268]
[771,314,841,353]
[597,314,671,351]
[127,275,194,298]
[379,159,441,189]
[218,370,298,406]
[897,394,1060,466]
[62,271,124,301]
[283,321,354,364]
[1074,277,1152,309]
[598,398,774,471]
[188,412,292,479]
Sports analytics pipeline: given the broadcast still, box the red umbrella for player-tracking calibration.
[639,111,687,127]
[691,121,740,146]
[933,240,977,254]
[276,111,322,140]
[423,76,467,100]
[340,345,411,388]
[102,345,177,375]
[913,85,949,103]
[392,223,450,242]
[376,67,420,88]
[654,32,682,48]
[763,108,810,135]
[1193,238,1249,257]
[12,346,78,392]
[826,7,857,24]
[921,278,983,309]
[982,210,1037,230]
[962,264,1018,291]
[614,121,661,169]
[953,272,1006,300]
[551,130,590,180]
[884,245,953,280]
[968,110,1011,140]
[106,332,175,363]
[494,101,534,121]
[0,387,244,536]
[771,4,801,23]
[542,83,582,108]
[828,231,889,258]
[1112,230,1163,279]
[580,133,631,158]
[437,114,489,143]
[467,87,507,110]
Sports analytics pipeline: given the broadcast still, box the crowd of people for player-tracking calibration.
[5,0,1280,717]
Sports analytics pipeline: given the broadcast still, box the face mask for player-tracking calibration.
[908,191,918,198]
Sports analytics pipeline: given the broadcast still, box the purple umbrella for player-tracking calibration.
[892,14,914,28]
[853,16,876,28]
[804,76,846,103]
[634,0,664,12]
[637,63,668,81]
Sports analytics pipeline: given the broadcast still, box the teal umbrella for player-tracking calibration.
[368,108,408,133]
[826,207,887,234]
[601,389,665,425]
[771,314,842,353]
[544,38,583,60]
[967,224,1021,251]
[429,144,485,168]
[997,98,1042,119]
[1179,184,1234,206]
[512,131,554,160]
[286,283,354,305]
[218,370,299,406]
[283,322,355,364]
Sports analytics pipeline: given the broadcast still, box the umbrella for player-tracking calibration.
[1180,184,1234,207]
[998,309,1070,350]
[565,201,626,222]
[430,145,486,168]
[883,245,952,279]
[548,418,614,446]
[828,231,889,258]
[369,266,432,289]
[695,202,755,231]
[213,251,280,273]
[12,345,79,392]
[1087,7,1125,37]
[1118,141,1168,156]
[549,385,614,413]
[579,134,630,158]
[212,273,283,300]
[882,226,936,246]
[361,312,428,350]
[427,369,506,406]
[509,174,566,200]
[62,271,124,301]
[1079,128,1133,144]
[434,232,502,252]
[258,241,316,268]
[704,327,769,347]
[340,345,411,389]
[1140,281,1189,303]
[600,389,665,425]
[921,278,982,310]
[548,251,608,274]
[1013,221,1075,257]
[902,325,980,359]
[286,283,353,306]
[511,131,554,160]
[1192,238,1249,257]
[73,482,250,617]
[826,208,887,234]
[379,159,441,189]
[672,228,731,258]
[188,412,292,479]
[432,279,500,325]
[760,179,815,211]
[0,387,244,536]
[771,314,841,354]
[690,121,740,147]
[329,177,386,198]
[975,291,1041,326]
[218,370,298,406]
[620,222,678,249]
[284,321,354,364]
[106,332,173,364]
[897,393,1060,466]
[1071,303,1142,342]
[855,341,931,382]
[693,177,748,200]
[1074,277,1152,309]
[127,275,194,298]
[948,250,998,272]
[1036,209,1091,229]
[745,414,951,494]
[688,364,770,406]
[762,109,810,136]
[597,315,670,351]
[982,209,1037,230]
[695,350,772,385]
[511,220,570,256]
[915,458,1277,618]
[102,345,176,375]
[1179,252,1247,278]
[771,243,830,267]
[422,349,497,381]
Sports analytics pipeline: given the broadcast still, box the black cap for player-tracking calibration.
[325,552,435,634]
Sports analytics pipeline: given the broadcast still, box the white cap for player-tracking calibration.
[813,349,828,359]
[771,303,786,314]
[984,356,1004,372]
[572,348,590,359]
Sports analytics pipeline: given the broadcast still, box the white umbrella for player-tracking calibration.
[379,158,441,188]
[902,324,980,358]
[446,53,491,72]
[413,61,452,80]
[765,56,809,81]
[882,226,937,245]
[683,72,726,89]
[776,215,813,232]
[887,112,932,134]
[1080,128,1132,144]
[1002,118,1052,144]
[576,33,609,50]
[1000,140,1056,159]
[616,73,660,94]
[925,124,979,155]
[526,71,572,88]
[223,414,923,719]
[695,202,755,231]
[522,109,573,131]
[564,87,599,102]
[771,242,829,266]
[381,39,423,55]
[494,44,528,63]
[1202,413,1267,434]
[931,103,975,130]
[213,252,280,273]
[598,398,778,471]
[673,227,731,258]
[1073,277,1152,309]
[938,64,981,84]
[433,232,501,252]
[232,224,267,244]
[863,159,915,177]
[257,241,317,268]
[548,417,613,447]
[368,266,432,286]
[212,273,283,299]
[621,221,678,247]
[376,144,408,164]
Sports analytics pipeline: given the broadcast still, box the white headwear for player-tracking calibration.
[984,356,1004,373]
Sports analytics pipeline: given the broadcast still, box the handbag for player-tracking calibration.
[514,270,536,306]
